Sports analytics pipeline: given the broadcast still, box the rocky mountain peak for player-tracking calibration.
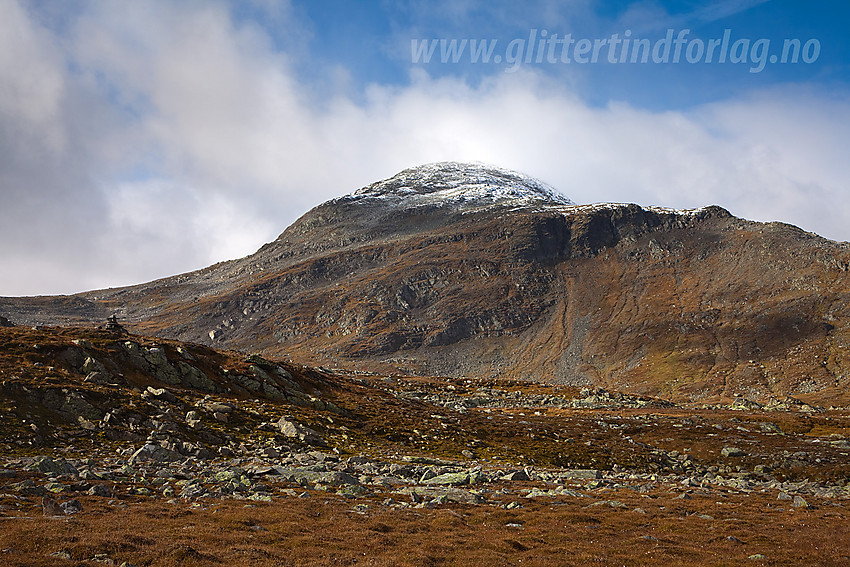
[343,162,574,212]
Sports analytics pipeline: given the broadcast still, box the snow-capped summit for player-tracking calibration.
[346,162,574,211]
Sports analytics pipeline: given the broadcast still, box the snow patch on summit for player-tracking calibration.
[344,162,574,212]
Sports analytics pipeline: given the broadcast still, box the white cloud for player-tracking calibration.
[1,1,848,296]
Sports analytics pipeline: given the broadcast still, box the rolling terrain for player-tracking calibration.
[0,324,849,565]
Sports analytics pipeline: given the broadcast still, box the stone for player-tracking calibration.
[721,447,746,458]
[562,469,601,479]
[82,356,107,375]
[792,495,810,508]
[586,500,627,509]
[176,346,195,360]
[274,467,358,487]
[179,482,207,499]
[42,496,63,516]
[525,487,553,498]
[59,393,101,420]
[422,471,470,486]
[84,371,112,385]
[88,484,113,497]
[61,499,83,514]
[144,387,178,404]
[260,447,280,459]
[203,401,234,413]
[177,362,219,392]
[500,469,529,481]
[33,456,79,477]
[12,479,46,496]
[278,418,326,446]
[145,347,180,385]
[402,487,485,505]
[129,443,181,464]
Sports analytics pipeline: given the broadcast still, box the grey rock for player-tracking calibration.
[82,356,107,375]
[721,447,746,458]
[42,496,64,516]
[422,471,470,486]
[276,467,359,487]
[260,447,280,459]
[401,487,485,505]
[144,387,177,404]
[562,469,601,479]
[129,443,181,464]
[60,499,83,514]
[88,484,113,497]
[792,495,810,508]
[12,479,47,496]
[33,456,79,477]
[202,401,234,413]
[586,500,627,509]
[145,347,180,385]
[44,482,68,493]
[176,346,195,360]
[500,469,529,481]
[177,362,219,392]
[60,392,101,420]
[278,418,326,446]
[179,482,207,499]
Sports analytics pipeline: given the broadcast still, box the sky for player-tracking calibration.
[1,0,849,296]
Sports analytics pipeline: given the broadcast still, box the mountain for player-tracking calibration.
[3,162,850,404]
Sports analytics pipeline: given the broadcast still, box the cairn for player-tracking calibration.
[104,314,126,334]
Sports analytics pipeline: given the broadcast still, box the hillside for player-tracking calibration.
[1,325,850,565]
[2,162,850,405]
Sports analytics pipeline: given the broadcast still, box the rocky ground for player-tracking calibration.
[1,326,849,565]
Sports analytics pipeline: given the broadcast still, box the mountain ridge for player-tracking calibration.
[2,162,850,405]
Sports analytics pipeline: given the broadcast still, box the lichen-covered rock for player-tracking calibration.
[278,418,326,446]
[59,392,101,420]
[82,356,107,375]
[129,443,181,463]
[143,386,178,404]
[421,471,471,486]
[31,456,79,477]
[177,361,219,392]
[721,447,746,458]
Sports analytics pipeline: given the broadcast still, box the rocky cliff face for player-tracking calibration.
[3,162,850,404]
